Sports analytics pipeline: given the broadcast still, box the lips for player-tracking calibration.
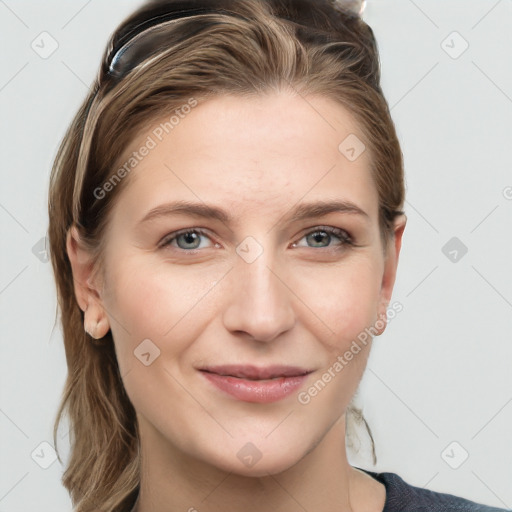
[199,365,313,403]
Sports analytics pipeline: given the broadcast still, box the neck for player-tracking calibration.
[133,415,385,512]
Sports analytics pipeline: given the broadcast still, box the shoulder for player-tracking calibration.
[357,468,510,512]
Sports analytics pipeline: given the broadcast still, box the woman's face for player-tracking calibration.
[89,91,404,476]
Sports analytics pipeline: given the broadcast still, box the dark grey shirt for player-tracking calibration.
[359,468,510,511]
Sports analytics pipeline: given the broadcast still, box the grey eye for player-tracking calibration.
[176,231,202,250]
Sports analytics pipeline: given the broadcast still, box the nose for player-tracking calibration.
[222,246,296,344]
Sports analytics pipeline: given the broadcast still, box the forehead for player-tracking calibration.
[108,91,378,228]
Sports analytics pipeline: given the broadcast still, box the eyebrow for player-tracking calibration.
[138,199,369,226]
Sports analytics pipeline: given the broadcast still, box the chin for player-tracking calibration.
[198,435,312,479]
[216,452,302,478]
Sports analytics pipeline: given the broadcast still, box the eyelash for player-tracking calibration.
[158,226,354,253]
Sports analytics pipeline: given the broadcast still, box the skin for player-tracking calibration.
[68,90,406,512]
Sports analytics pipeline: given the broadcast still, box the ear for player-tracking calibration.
[375,215,407,335]
[66,225,110,339]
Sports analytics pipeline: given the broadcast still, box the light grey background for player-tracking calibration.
[1,1,511,511]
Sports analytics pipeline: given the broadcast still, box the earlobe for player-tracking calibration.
[66,225,110,339]
[84,308,111,340]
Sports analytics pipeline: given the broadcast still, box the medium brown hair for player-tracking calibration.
[48,1,404,510]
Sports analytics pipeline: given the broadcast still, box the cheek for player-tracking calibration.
[102,255,228,364]
[295,260,382,413]
[102,257,224,425]
[292,255,384,350]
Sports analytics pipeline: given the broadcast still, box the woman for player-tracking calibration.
[48,0,509,511]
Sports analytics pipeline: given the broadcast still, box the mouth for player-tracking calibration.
[198,365,313,403]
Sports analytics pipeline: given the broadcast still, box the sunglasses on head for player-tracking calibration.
[103,7,232,81]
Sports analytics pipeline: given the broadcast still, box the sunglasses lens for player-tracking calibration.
[109,26,174,78]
